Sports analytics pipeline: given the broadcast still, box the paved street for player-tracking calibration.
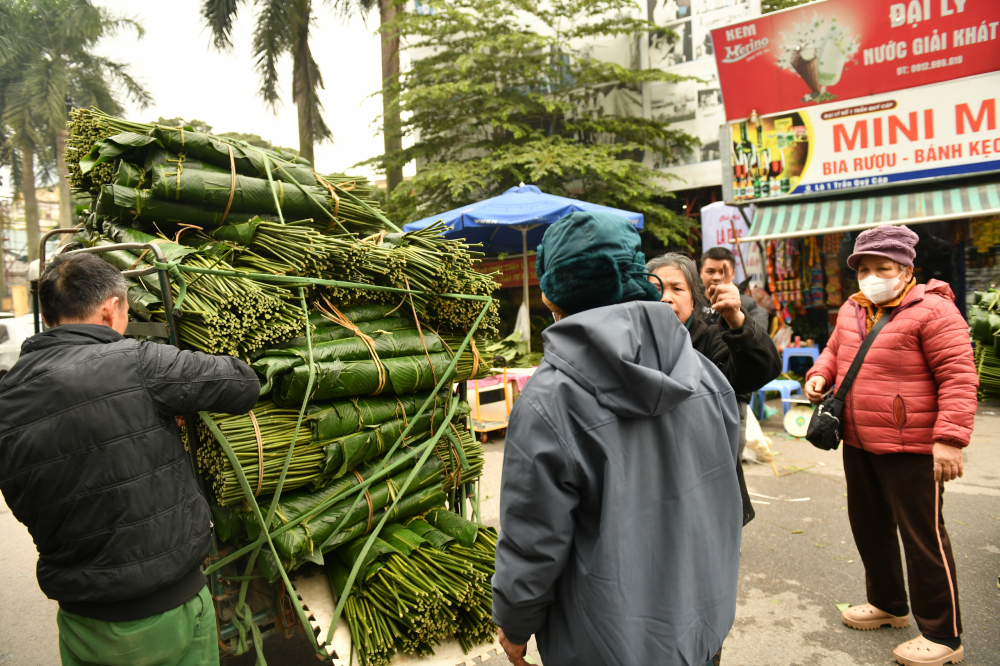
[2,401,997,665]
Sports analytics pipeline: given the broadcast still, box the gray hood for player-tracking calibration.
[542,301,702,418]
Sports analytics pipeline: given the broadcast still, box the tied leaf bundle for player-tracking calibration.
[243,424,483,579]
[69,108,500,335]
[68,107,386,234]
[329,519,498,666]
[195,391,453,505]
[68,108,501,663]
[969,290,1000,400]
[254,312,491,406]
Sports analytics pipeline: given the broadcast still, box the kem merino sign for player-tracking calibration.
[710,0,1000,122]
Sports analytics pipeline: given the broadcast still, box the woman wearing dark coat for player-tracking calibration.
[647,252,781,414]
[647,252,782,666]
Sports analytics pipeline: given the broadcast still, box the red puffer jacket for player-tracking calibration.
[806,280,977,454]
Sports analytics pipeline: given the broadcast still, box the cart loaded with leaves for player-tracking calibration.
[49,110,504,665]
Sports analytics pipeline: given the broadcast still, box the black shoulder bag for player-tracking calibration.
[806,309,893,451]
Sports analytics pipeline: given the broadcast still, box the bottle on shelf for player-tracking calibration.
[736,121,756,200]
[754,116,768,198]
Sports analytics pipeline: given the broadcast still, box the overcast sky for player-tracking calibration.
[2,0,396,198]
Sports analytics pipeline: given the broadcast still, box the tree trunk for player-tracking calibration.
[55,127,73,228]
[295,94,315,167]
[380,0,403,193]
[20,144,40,263]
[294,35,315,168]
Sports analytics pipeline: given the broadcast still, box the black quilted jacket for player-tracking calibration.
[0,324,259,621]
[692,305,781,403]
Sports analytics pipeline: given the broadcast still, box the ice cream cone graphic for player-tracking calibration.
[791,46,821,94]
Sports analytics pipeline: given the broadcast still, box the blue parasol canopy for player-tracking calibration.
[401,185,644,254]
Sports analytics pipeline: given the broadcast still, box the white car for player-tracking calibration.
[0,314,39,379]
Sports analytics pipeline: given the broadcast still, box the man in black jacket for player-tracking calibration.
[699,246,776,461]
[700,246,769,332]
[0,253,259,666]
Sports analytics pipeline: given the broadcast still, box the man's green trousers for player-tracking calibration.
[57,586,219,666]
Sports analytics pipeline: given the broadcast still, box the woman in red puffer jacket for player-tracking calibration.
[804,224,976,666]
[808,279,977,454]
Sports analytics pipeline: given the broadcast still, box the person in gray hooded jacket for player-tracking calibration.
[492,212,743,666]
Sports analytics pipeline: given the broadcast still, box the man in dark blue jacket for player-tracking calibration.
[0,252,259,666]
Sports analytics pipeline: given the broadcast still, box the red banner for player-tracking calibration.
[476,257,538,289]
[711,0,1000,122]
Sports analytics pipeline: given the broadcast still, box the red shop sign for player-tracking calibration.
[710,0,1000,122]
[476,258,539,289]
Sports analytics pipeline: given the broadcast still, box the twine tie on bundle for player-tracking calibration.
[311,171,349,234]
[350,398,365,431]
[353,470,374,533]
[405,277,439,388]
[173,223,203,244]
[220,144,237,225]
[317,296,387,395]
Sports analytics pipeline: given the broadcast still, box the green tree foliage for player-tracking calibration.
[0,0,149,259]
[369,0,697,245]
[762,0,817,14]
[201,0,333,167]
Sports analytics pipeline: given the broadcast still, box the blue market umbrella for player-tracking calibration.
[403,185,643,351]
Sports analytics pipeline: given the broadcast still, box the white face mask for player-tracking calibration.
[859,274,905,305]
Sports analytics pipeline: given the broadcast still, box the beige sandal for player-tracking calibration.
[893,635,964,666]
[841,604,910,630]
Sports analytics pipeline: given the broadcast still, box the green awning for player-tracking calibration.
[742,180,1000,242]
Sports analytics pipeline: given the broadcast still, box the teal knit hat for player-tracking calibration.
[536,211,658,315]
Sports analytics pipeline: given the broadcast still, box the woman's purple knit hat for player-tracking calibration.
[847,224,919,270]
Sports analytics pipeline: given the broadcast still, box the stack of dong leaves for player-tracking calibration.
[65,109,501,665]
[66,108,500,359]
[970,290,1000,400]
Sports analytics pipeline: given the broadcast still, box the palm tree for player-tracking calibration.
[202,0,334,168]
[0,0,150,260]
[203,0,405,191]
[333,0,404,193]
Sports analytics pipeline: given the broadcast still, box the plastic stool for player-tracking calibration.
[755,379,803,421]
[781,346,819,374]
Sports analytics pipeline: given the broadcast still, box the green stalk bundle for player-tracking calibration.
[211,220,346,278]
[94,229,305,359]
[390,222,500,334]
[242,425,483,577]
[976,342,1000,400]
[195,391,454,505]
[203,223,500,334]
[328,522,497,666]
